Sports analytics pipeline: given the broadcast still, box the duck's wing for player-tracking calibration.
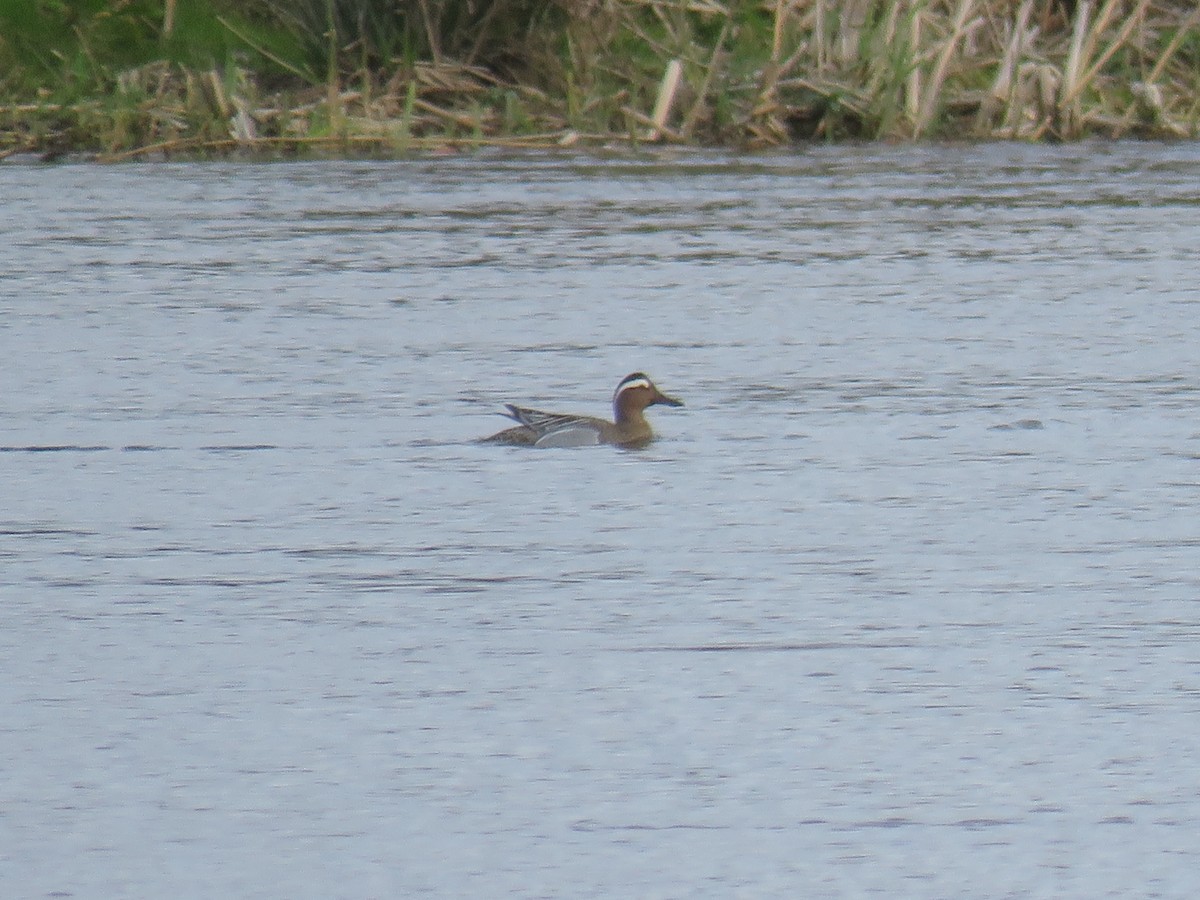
[504,405,603,447]
[533,426,603,448]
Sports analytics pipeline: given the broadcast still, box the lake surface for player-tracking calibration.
[3,144,1200,898]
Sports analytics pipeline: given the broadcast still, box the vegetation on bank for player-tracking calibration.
[2,0,1199,159]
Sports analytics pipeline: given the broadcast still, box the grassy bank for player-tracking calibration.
[2,0,1198,159]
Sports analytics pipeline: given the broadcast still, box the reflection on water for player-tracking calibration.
[4,144,1200,897]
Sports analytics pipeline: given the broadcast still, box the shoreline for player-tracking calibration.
[3,2,1197,161]
[5,135,1191,171]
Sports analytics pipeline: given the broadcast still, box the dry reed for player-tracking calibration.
[4,0,1198,158]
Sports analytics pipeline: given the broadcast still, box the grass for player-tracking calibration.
[1,0,1198,159]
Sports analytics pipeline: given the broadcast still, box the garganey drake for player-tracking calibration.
[482,373,684,448]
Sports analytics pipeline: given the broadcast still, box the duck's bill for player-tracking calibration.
[655,392,684,408]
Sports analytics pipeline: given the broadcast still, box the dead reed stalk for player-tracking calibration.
[912,0,978,137]
[9,0,1200,157]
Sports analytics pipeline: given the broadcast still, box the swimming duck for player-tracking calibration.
[482,373,684,448]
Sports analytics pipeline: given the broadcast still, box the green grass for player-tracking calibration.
[1,1,1198,157]
[0,0,309,96]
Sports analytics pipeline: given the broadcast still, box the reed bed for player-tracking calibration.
[2,0,1198,158]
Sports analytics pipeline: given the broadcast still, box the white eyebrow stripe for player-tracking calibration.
[616,377,653,395]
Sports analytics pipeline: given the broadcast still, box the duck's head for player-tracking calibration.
[613,372,684,420]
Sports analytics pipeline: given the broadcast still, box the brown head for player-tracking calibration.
[612,372,684,424]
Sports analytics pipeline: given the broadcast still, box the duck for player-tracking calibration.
[482,373,684,448]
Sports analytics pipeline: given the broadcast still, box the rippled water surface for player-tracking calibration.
[4,144,1200,897]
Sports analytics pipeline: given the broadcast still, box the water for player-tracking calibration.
[3,144,1200,898]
